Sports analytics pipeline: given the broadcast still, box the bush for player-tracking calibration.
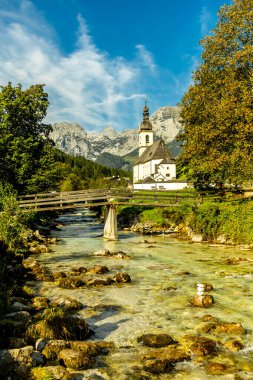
[0,183,26,251]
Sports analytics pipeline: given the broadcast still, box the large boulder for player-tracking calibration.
[58,348,95,370]
[0,346,44,378]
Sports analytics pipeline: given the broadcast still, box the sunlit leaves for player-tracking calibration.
[178,0,253,188]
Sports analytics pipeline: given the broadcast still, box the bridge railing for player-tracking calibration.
[18,188,133,212]
[18,187,250,212]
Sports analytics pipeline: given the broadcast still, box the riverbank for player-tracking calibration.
[118,198,253,246]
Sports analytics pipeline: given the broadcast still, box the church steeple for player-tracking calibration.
[138,102,154,156]
[139,102,153,131]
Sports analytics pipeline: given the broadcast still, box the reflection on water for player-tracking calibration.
[36,210,253,379]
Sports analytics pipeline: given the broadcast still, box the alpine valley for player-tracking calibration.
[50,106,183,170]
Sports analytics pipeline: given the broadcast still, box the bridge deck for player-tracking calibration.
[18,187,250,213]
[18,188,199,212]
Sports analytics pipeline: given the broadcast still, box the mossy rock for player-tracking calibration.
[137,334,176,348]
[181,335,218,357]
[58,348,95,370]
[70,341,109,356]
[86,277,113,286]
[58,277,85,289]
[112,272,131,283]
[204,361,235,375]
[27,308,89,340]
[143,358,173,374]
[202,322,246,335]
[32,297,50,311]
[51,297,83,310]
[42,340,70,360]
[88,265,109,274]
[31,365,70,380]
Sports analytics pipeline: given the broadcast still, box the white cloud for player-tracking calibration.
[135,44,157,74]
[200,6,213,37]
[0,1,151,131]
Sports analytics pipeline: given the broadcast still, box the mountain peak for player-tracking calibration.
[102,126,117,137]
[50,105,182,161]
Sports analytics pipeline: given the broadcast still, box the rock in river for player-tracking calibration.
[112,272,131,283]
[58,348,95,370]
[192,294,214,308]
[137,334,177,348]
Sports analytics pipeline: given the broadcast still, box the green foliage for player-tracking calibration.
[186,200,253,244]
[96,152,132,171]
[140,208,169,226]
[0,183,26,250]
[0,83,64,194]
[178,0,253,188]
[54,149,131,190]
[186,202,221,240]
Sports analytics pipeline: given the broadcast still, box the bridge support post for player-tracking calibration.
[103,204,118,240]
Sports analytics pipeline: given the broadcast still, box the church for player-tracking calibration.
[133,104,187,190]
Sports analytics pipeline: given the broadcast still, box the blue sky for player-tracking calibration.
[0,0,230,132]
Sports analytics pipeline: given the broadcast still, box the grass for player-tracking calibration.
[118,196,253,245]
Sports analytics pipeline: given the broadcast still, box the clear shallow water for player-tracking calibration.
[35,210,253,379]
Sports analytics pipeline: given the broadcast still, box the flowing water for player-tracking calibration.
[35,210,253,379]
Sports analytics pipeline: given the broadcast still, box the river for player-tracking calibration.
[35,209,253,379]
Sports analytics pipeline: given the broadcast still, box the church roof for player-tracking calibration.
[134,139,175,165]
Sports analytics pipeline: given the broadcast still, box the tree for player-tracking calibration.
[0,83,64,193]
[178,0,253,189]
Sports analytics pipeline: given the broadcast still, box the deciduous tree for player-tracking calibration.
[178,0,253,189]
[0,83,63,193]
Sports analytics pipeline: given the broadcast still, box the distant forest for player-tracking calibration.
[54,149,131,192]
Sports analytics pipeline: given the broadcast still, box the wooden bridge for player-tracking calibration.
[19,187,249,240]
[18,188,199,212]
[18,188,199,240]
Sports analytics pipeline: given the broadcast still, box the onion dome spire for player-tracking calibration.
[139,102,152,131]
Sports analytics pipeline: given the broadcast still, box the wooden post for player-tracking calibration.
[103,204,118,240]
[35,194,38,211]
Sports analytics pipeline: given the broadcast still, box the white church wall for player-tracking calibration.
[158,163,176,179]
[133,181,189,190]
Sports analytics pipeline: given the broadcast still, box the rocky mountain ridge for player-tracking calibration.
[50,106,183,162]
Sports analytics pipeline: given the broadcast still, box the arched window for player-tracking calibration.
[146,135,149,144]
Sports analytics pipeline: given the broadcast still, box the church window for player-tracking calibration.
[146,135,149,143]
